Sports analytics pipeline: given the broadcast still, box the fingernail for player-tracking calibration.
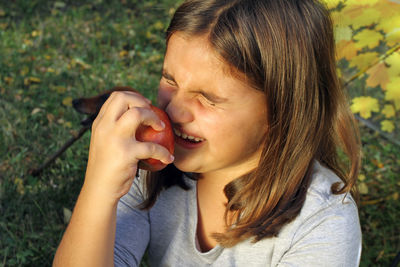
[162,155,174,164]
[160,121,166,129]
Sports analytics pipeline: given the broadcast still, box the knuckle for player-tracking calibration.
[141,142,159,158]
[110,91,128,103]
[92,125,107,139]
[112,91,122,101]
[128,107,141,117]
[110,91,122,98]
[92,117,100,130]
[148,142,158,155]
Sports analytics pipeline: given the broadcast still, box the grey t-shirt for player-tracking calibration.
[114,162,361,266]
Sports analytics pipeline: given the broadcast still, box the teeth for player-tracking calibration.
[173,128,204,142]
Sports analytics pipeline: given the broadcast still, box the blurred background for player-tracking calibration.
[0,0,399,266]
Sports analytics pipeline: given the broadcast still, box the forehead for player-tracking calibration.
[163,33,256,96]
[165,33,227,74]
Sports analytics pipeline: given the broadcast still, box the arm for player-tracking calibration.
[53,184,120,267]
[114,175,150,266]
[53,91,174,267]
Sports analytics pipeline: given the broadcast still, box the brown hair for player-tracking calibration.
[142,0,361,247]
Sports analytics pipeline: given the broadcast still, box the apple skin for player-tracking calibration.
[135,105,174,172]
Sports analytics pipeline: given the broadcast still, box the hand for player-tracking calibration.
[83,91,174,202]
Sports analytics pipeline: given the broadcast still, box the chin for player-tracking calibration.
[172,157,202,174]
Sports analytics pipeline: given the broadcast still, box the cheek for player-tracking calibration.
[199,112,239,143]
[209,111,266,146]
[157,83,174,109]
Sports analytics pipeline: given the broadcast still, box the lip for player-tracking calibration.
[173,126,205,149]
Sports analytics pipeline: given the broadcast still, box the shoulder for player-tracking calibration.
[300,161,359,223]
[273,161,362,266]
[291,161,360,238]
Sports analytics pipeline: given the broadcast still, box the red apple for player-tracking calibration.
[135,105,174,171]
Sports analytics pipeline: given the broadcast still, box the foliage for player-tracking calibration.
[0,0,399,266]
[328,0,400,136]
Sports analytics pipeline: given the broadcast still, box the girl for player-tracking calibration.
[54,0,362,266]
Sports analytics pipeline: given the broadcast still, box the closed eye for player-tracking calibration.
[198,93,216,106]
[194,90,227,105]
[162,71,177,86]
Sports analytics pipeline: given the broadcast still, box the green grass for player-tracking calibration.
[0,1,399,266]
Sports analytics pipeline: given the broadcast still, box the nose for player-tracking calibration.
[165,94,194,124]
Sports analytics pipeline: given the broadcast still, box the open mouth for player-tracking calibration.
[173,128,205,143]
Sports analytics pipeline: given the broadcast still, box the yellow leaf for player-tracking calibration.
[350,96,379,119]
[385,78,400,110]
[373,1,400,20]
[4,77,13,84]
[62,97,73,107]
[358,182,369,195]
[331,11,348,28]
[153,21,164,31]
[358,174,366,181]
[119,50,128,57]
[336,67,342,78]
[47,113,55,123]
[20,66,29,76]
[0,23,8,30]
[23,39,33,46]
[31,108,42,115]
[74,58,91,70]
[349,52,379,71]
[336,40,358,60]
[334,26,353,43]
[366,62,390,89]
[341,5,381,29]
[376,5,400,47]
[323,0,342,10]
[346,0,379,6]
[386,52,400,77]
[64,121,72,128]
[381,120,395,133]
[382,105,395,118]
[376,14,400,35]
[24,77,41,86]
[31,30,41,37]
[386,29,400,47]
[63,207,72,224]
[354,29,383,49]
[28,77,41,83]
[371,159,384,169]
[56,86,67,93]
[14,177,25,195]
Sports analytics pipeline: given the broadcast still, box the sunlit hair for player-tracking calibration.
[142,0,361,247]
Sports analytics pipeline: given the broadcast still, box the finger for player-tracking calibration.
[116,107,165,137]
[98,91,152,123]
[133,141,174,165]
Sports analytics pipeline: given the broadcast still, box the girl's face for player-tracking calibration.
[158,33,267,180]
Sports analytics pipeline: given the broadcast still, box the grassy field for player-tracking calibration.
[0,1,399,266]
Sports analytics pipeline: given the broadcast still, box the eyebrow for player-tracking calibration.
[161,70,177,84]
[161,69,228,103]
